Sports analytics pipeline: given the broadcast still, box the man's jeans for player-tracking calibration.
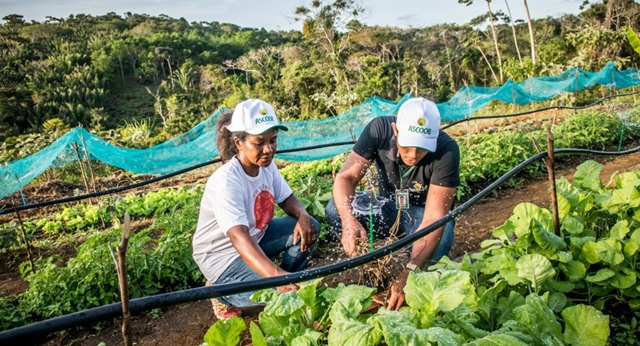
[325,192,454,266]
[214,216,320,307]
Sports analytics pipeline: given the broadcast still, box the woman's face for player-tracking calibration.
[235,128,279,174]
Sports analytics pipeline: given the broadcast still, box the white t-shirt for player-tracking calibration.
[192,157,293,282]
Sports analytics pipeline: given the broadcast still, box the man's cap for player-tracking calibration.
[225,99,288,135]
[395,97,440,152]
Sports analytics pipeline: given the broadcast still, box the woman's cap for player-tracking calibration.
[395,97,440,152]
[226,99,288,134]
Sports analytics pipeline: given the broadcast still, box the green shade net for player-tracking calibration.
[1,62,638,200]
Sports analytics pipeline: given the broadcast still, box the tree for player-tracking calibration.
[522,0,537,64]
[459,0,504,83]
[293,0,365,92]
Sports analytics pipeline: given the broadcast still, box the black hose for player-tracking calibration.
[2,145,639,344]
[0,141,355,216]
[442,89,640,130]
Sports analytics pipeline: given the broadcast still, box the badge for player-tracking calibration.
[395,189,409,209]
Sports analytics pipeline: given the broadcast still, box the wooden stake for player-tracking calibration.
[72,143,91,195]
[109,212,132,346]
[530,128,560,235]
[79,134,97,193]
[13,204,35,272]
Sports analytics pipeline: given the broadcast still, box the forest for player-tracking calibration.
[2,1,640,345]
[1,0,639,165]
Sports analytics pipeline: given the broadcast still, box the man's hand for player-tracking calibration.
[386,269,411,310]
[341,218,367,256]
[293,213,316,252]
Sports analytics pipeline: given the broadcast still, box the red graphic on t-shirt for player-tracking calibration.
[254,190,275,231]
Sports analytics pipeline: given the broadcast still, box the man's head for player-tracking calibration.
[392,97,441,166]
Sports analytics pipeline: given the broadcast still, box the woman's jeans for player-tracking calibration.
[214,216,320,307]
[325,192,454,266]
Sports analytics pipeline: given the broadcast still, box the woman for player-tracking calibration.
[192,98,319,319]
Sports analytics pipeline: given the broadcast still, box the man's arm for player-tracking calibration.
[333,151,371,256]
[386,184,457,310]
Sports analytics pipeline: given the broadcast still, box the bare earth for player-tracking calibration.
[3,150,629,346]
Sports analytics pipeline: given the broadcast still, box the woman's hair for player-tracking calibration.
[216,111,247,162]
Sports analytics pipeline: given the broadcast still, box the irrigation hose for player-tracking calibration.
[3,89,638,215]
[2,145,639,344]
[0,141,356,216]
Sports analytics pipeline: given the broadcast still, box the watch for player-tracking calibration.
[405,262,419,271]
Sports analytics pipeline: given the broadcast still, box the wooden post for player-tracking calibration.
[79,134,97,193]
[530,128,560,235]
[13,202,35,272]
[108,212,132,346]
[72,143,91,195]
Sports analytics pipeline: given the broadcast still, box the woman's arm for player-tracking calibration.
[228,225,298,293]
[278,195,316,252]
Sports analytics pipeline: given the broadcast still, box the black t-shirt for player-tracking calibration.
[353,116,460,207]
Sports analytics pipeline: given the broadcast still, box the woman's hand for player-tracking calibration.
[276,283,300,294]
[293,213,316,252]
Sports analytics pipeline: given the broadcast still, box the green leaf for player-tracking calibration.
[404,270,476,314]
[329,297,363,323]
[624,240,638,257]
[601,185,640,214]
[627,26,640,55]
[327,319,382,346]
[263,292,305,316]
[513,294,564,345]
[509,203,550,238]
[258,311,289,337]
[203,316,246,346]
[250,321,267,346]
[573,160,603,192]
[561,215,584,235]
[547,292,568,313]
[465,333,529,346]
[585,268,615,283]
[516,254,556,292]
[495,291,525,327]
[368,309,461,346]
[609,267,637,290]
[322,283,376,304]
[557,193,571,220]
[561,304,610,346]
[531,219,566,255]
[558,260,587,281]
[477,280,508,322]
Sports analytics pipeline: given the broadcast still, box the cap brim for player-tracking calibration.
[397,136,436,152]
[246,124,288,135]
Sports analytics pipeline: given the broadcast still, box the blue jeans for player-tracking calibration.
[214,216,320,307]
[325,192,454,267]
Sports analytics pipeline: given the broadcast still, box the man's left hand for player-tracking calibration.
[386,269,411,310]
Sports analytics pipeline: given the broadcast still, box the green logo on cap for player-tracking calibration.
[255,115,275,124]
[417,118,426,126]
[408,125,431,135]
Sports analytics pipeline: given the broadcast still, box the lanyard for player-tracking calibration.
[398,165,415,189]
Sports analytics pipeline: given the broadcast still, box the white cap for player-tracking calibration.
[395,97,440,152]
[225,99,288,134]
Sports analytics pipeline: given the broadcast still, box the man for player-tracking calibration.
[325,97,460,310]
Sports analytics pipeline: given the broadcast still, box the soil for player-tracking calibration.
[1,108,639,346]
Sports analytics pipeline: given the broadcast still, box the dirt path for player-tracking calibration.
[21,150,637,346]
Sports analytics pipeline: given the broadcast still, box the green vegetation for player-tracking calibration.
[202,160,640,345]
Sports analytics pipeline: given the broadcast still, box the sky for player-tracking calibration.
[0,0,596,31]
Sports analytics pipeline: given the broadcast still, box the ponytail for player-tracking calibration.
[216,111,247,162]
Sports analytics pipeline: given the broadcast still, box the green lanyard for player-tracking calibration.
[398,165,415,190]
